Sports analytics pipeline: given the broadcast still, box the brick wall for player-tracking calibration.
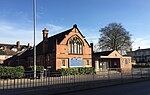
[55,27,92,70]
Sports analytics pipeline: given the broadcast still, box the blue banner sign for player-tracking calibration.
[69,58,83,67]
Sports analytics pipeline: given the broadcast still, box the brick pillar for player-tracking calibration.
[42,28,49,68]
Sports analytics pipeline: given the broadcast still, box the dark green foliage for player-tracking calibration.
[28,66,44,71]
[15,66,25,78]
[58,67,94,76]
[0,66,24,79]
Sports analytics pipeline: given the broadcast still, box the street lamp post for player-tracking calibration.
[33,0,36,79]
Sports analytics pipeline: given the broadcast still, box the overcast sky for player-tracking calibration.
[0,0,150,50]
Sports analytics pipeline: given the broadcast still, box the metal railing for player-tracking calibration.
[1,68,150,95]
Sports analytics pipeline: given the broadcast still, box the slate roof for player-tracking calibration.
[35,24,90,54]
[0,49,6,55]
[93,50,113,57]
[0,43,27,51]
[0,49,16,55]
[4,49,31,63]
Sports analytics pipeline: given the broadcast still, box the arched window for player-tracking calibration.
[68,36,83,54]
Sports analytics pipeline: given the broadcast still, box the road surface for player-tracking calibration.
[61,80,150,95]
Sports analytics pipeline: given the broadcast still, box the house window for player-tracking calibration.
[125,59,129,64]
[61,59,65,66]
[47,55,50,62]
[68,36,83,54]
[86,60,90,65]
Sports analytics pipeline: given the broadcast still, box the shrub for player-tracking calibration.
[15,66,25,78]
[58,67,94,76]
[28,66,44,71]
[0,66,24,79]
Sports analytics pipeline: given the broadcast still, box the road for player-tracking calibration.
[61,80,150,95]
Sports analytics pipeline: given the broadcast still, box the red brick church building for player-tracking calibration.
[5,24,92,71]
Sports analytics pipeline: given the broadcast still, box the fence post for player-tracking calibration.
[140,68,142,78]
[131,68,134,80]
[74,74,75,84]
[92,68,95,81]
[149,68,150,77]
[108,69,110,81]
[120,69,123,82]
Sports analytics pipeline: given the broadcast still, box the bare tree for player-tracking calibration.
[98,23,132,52]
[93,42,100,52]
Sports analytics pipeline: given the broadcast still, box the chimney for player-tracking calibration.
[42,28,49,69]
[138,46,140,50]
[27,43,30,49]
[42,28,49,53]
[42,28,49,41]
[16,41,20,48]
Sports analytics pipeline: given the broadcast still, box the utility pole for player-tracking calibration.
[33,0,36,79]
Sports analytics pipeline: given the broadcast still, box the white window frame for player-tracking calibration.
[86,59,90,67]
[61,59,66,68]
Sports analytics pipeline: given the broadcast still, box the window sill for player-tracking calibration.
[85,65,91,67]
[61,66,67,68]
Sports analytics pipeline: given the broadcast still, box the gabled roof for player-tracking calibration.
[93,50,113,56]
[36,24,90,54]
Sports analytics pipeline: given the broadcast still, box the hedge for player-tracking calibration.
[58,67,94,76]
[27,66,44,71]
[0,66,24,79]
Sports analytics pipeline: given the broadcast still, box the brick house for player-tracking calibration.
[93,50,132,72]
[5,24,92,71]
[0,41,30,65]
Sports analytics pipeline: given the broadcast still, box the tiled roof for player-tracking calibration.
[5,50,16,55]
[93,51,113,56]
[0,49,16,55]
[0,41,31,57]
[0,43,27,50]
[4,49,31,62]
[0,49,6,55]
